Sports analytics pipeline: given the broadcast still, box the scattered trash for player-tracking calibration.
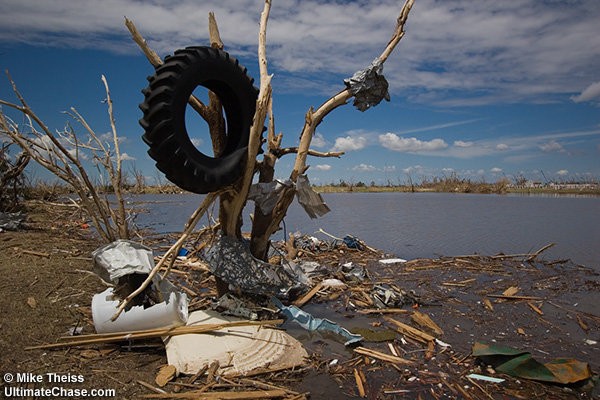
[177,247,190,257]
[207,235,304,297]
[379,258,407,264]
[214,293,259,320]
[248,174,329,219]
[91,239,188,333]
[343,235,364,250]
[321,278,347,289]
[466,373,505,383]
[92,239,155,283]
[339,262,366,282]
[295,174,330,219]
[344,58,390,112]
[248,179,293,215]
[370,284,407,309]
[0,211,26,231]
[164,310,307,376]
[271,297,362,346]
[472,340,593,384]
[92,279,188,334]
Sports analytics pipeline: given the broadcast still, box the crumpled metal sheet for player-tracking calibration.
[296,174,330,219]
[92,239,155,283]
[271,297,362,346]
[207,235,304,297]
[344,58,391,112]
[248,174,330,219]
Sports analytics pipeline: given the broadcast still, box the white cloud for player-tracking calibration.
[1,1,598,104]
[97,132,126,145]
[314,164,331,171]
[490,167,502,173]
[495,143,510,150]
[379,133,448,153]
[571,81,600,103]
[556,169,568,176]
[353,164,377,172]
[311,132,328,148]
[331,135,367,152]
[120,152,136,161]
[538,140,563,153]
[454,140,473,148]
[190,138,204,147]
[383,165,396,172]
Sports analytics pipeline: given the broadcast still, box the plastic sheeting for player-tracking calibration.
[271,297,362,346]
[296,174,330,219]
[472,340,593,384]
[248,174,329,219]
[92,239,155,283]
[247,179,293,215]
[344,58,390,112]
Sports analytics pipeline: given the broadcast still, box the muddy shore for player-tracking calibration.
[1,204,598,399]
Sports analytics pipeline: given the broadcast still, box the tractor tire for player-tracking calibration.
[139,46,258,194]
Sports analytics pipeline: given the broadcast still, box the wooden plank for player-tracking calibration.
[293,282,323,308]
[354,346,415,366]
[383,316,435,344]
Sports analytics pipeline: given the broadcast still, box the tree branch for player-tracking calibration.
[277,147,344,158]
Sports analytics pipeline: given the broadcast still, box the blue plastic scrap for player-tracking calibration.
[343,235,364,250]
[271,297,362,346]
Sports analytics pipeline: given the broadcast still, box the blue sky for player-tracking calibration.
[1,0,599,186]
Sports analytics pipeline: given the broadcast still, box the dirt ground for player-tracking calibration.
[1,203,598,399]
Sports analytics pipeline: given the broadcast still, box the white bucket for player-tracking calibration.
[92,280,188,334]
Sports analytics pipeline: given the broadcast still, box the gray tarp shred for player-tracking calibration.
[344,58,390,112]
[207,235,301,297]
[248,174,330,219]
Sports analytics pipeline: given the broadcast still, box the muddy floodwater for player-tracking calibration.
[130,192,600,270]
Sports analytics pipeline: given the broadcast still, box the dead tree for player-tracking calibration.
[0,74,130,242]
[129,0,415,263]
[0,142,30,211]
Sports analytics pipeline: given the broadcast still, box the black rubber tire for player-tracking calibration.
[139,46,259,194]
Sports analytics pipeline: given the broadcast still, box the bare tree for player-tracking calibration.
[110,0,416,314]
[129,162,146,193]
[0,73,130,242]
[129,0,414,257]
[0,142,30,211]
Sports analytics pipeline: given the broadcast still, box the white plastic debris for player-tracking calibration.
[379,258,407,264]
[321,278,347,289]
[92,279,188,334]
[466,374,505,383]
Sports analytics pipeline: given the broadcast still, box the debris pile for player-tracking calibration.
[24,229,599,399]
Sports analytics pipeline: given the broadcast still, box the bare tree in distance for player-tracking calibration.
[0,74,131,242]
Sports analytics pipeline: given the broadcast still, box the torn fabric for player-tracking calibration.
[344,58,390,112]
